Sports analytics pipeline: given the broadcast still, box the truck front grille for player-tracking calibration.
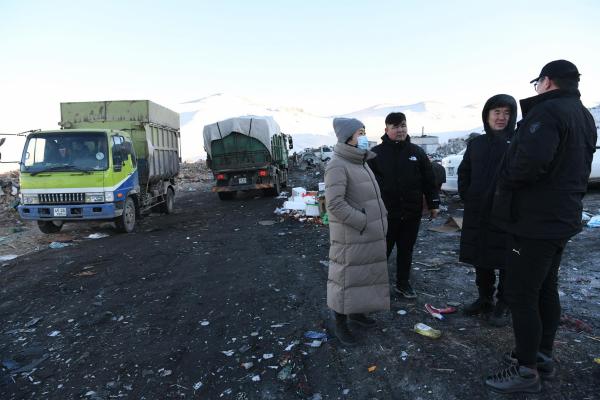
[39,193,85,204]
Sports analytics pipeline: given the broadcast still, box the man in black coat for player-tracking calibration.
[458,94,517,327]
[485,60,597,394]
[368,112,439,298]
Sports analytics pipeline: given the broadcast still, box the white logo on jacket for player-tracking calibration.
[409,156,417,161]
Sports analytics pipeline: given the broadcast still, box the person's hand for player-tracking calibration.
[429,209,439,220]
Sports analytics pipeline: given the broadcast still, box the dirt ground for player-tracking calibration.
[1,164,599,399]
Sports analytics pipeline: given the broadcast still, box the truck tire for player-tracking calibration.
[218,191,236,201]
[159,187,175,214]
[37,220,63,234]
[115,196,136,233]
[267,176,281,197]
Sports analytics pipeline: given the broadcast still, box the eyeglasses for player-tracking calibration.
[533,76,545,91]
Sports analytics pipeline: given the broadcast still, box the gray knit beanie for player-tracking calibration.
[333,117,365,143]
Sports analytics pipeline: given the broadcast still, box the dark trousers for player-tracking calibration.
[386,217,421,284]
[504,234,568,366]
[475,268,505,301]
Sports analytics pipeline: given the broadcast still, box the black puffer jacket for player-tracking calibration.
[491,89,597,239]
[368,135,439,220]
[458,94,517,268]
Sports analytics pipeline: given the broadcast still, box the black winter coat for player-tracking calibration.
[458,94,517,268]
[368,135,439,220]
[491,89,597,239]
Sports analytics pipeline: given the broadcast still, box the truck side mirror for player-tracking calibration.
[0,138,5,147]
[288,137,293,149]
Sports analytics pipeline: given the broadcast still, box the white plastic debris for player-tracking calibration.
[318,182,325,191]
[397,310,407,315]
[401,351,408,361]
[0,254,18,261]
[200,320,210,326]
[242,362,254,370]
[158,368,172,377]
[307,340,322,348]
[262,353,274,360]
[587,215,600,227]
[87,233,109,239]
[193,381,203,390]
[251,375,261,382]
[49,242,70,249]
[48,330,61,337]
[221,350,235,357]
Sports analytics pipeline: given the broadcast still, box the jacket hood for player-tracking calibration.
[482,94,518,135]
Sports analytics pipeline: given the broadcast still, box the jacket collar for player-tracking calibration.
[519,89,581,117]
[381,134,411,147]
[333,143,375,164]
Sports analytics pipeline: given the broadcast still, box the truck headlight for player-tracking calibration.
[21,193,39,205]
[85,192,105,203]
[104,191,114,202]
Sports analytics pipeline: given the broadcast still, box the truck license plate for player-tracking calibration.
[53,207,67,217]
[238,177,247,184]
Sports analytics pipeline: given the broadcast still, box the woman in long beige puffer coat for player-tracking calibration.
[325,117,389,346]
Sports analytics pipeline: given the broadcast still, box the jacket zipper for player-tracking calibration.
[363,161,386,234]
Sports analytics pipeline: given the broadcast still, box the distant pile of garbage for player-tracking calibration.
[275,184,327,224]
[0,171,20,209]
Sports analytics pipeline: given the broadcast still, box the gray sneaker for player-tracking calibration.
[503,350,556,380]
[485,365,541,394]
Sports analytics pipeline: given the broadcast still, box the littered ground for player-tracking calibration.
[1,166,599,400]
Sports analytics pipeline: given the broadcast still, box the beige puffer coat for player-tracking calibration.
[325,143,389,314]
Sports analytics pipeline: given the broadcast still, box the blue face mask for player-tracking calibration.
[357,135,369,150]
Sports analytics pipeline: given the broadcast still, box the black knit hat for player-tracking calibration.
[530,59,580,83]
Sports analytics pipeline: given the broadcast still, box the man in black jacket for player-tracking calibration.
[458,94,517,327]
[368,112,439,298]
[485,60,597,394]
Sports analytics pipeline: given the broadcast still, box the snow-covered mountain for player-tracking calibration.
[173,94,485,162]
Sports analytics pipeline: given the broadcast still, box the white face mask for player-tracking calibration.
[357,135,369,150]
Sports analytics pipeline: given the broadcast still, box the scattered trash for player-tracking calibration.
[251,375,261,382]
[262,353,274,360]
[446,301,461,307]
[200,320,210,326]
[560,315,592,333]
[587,215,600,227]
[284,340,300,351]
[75,270,97,277]
[0,254,18,261]
[158,368,172,377]
[319,260,329,268]
[304,331,328,340]
[24,317,42,327]
[87,233,109,239]
[368,365,377,373]
[400,351,408,361]
[193,381,203,391]
[306,340,322,348]
[397,310,407,316]
[594,358,600,365]
[342,389,350,395]
[310,394,322,400]
[428,217,463,233]
[221,350,235,357]
[278,365,293,380]
[426,303,457,315]
[49,242,71,249]
[238,344,251,353]
[582,211,592,222]
[48,330,61,337]
[413,323,442,339]
[258,220,277,226]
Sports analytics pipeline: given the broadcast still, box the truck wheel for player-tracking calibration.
[268,176,281,197]
[160,187,175,214]
[37,220,63,234]
[115,197,136,233]
[218,191,236,200]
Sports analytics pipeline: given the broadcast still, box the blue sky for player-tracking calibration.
[0,0,599,135]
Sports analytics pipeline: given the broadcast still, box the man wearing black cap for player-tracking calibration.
[485,60,597,393]
[368,112,439,299]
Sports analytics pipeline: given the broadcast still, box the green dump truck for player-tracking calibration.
[203,116,293,200]
[16,100,180,233]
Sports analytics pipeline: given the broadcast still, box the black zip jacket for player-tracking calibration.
[491,89,597,239]
[368,135,439,220]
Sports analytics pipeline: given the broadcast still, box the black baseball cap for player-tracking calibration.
[530,59,580,83]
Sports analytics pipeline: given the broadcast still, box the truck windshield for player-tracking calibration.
[21,132,108,173]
